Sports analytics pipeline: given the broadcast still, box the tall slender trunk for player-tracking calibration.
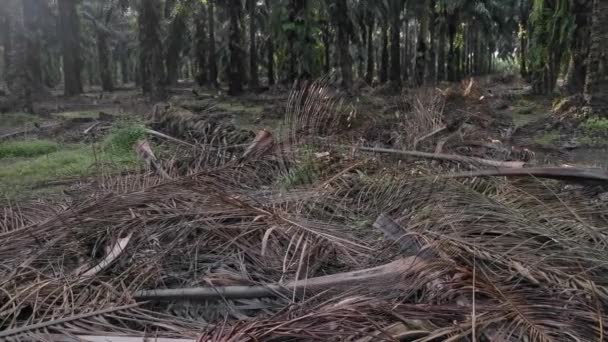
[58,0,83,96]
[437,18,446,81]
[194,1,208,86]
[335,0,352,89]
[165,10,186,86]
[227,0,244,95]
[248,0,258,90]
[427,0,437,83]
[584,0,608,115]
[380,25,389,83]
[322,28,331,75]
[267,37,275,85]
[518,0,530,79]
[287,0,310,82]
[415,0,430,85]
[23,0,43,93]
[364,16,375,84]
[1,14,12,88]
[403,19,410,82]
[447,14,458,82]
[389,4,401,87]
[138,0,166,100]
[119,44,129,85]
[97,30,113,91]
[565,0,592,94]
[6,0,32,112]
[208,0,218,87]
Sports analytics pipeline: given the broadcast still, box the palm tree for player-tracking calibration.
[328,0,353,89]
[138,0,166,100]
[5,0,32,112]
[227,0,244,95]
[208,0,218,87]
[58,0,84,96]
[248,0,259,90]
[194,1,208,86]
[165,2,188,86]
[389,0,405,87]
[584,0,608,115]
[82,0,117,92]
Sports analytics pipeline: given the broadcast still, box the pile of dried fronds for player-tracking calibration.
[2,81,608,341]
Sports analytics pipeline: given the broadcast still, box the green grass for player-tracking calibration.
[0,140,59,159]
[582,117,608,135]
[578,117,608,147]
[0,124,147,199]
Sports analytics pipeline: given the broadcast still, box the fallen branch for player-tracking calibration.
[78,233,133,277]
[413,126,447,150]
[48,336,196,342]
[444,167,608,184]
[145,129,195,148]
[83,121,101,134]
[357,146,525,168]
[133,257,424,302]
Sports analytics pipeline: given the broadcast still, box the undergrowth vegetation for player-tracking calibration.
[0,140,58,158]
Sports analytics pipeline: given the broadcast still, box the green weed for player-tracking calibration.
[582,117,608,135]
[0,140,58,159]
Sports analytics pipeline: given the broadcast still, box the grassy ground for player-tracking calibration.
[0,122,146,199]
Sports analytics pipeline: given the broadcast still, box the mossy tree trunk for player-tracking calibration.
[565,0,592,95]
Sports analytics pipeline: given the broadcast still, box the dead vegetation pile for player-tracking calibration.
[2,81,608,341]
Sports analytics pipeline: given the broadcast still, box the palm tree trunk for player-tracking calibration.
[227,0,244,95]
[584,0,608,115]
[389,3,401,87]
[1,13,12,88]
[518,0,530,79]
[23,0,43,93]
[248,0,259,90]
[415,0,429,85]
[364,16,375,84]
[138,0,166,100]
[447,13,458,82]
[194,1,208,86]
[437,18,446,81]
[6,0,32,112]
[58,0,83,96]
[380,25,389,83]
[427,0,437,84]
[165,10,187,86]
[96,30,114,92]
[336,0,352,89]
[208,0,218,87]
[565,0,592,94]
